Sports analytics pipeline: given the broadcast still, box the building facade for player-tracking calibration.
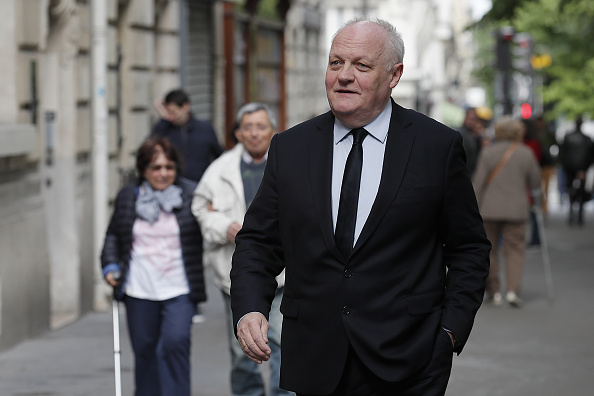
[0,0,326,352]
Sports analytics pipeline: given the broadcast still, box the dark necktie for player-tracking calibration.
[335,127,368,259]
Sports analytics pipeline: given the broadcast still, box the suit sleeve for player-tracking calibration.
[439,133,491,353]
[230,135,285,331]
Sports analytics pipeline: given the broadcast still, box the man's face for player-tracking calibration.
[164,102,190,126]
[464,109,478,129]
[325,22,403,129]
[235,110,276,161]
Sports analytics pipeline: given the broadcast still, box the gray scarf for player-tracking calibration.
[135,181,183,224]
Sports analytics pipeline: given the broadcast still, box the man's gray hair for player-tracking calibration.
[236,102,277,130]
[333,16,405,70]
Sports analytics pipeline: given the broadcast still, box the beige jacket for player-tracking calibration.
[192,143,285,295]
[472,141,541,222]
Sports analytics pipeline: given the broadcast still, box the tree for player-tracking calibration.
[475,0,594,120]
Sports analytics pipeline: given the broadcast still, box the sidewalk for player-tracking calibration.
[446,204,594,395]
[0,204,592,395]
[0,274,231,396]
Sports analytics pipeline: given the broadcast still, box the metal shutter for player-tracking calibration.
[185,0,214,121]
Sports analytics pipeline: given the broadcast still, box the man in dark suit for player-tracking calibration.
[230,17,490,396]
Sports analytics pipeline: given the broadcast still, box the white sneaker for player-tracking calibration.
[492,292,503,306]
[192,314,205,324]
[506,291,524,308]
[192,305,206,324]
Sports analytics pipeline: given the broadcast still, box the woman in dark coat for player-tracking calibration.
[101,136,205,396]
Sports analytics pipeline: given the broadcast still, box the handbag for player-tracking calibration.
[477,142,519,205]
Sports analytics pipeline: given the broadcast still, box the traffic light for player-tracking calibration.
[495,26,514,72]
[520,102,533,119]
[531,53,552,70]
[513,33,534,74]
[495,27,515,115]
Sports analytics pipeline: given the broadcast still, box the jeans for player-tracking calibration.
[125,294,194,396]
[223,289,294,396]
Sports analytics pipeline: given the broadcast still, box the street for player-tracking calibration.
[0,203,592,396]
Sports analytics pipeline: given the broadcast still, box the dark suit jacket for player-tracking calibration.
[231,100,490,394]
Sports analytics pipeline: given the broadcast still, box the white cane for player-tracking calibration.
[533,206,555,303]
[111,271,122,396]
[112,299,122,396]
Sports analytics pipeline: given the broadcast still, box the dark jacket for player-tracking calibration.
[152,117,223,183]
[559,130,594,173]
[101,177,206,303]
[457,124,479,175]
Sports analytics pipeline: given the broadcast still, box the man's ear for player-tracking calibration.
[234,127,243,143]
[390,63,404,89]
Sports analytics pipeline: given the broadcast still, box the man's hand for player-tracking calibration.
[236,312,271,364]
[447,331,456,348]
[227,222,242,244]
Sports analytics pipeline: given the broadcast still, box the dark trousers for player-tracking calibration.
[125,294,194,396]
[566,172,590,225]
[298,329,453,396]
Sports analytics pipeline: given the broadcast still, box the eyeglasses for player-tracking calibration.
[148,164,176,172]
[240,123,271,132]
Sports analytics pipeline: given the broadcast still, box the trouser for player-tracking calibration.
[223,288,294,396]
[297,328,453,396]
[566,171,589,225]
[541,165,555,215]
[125,294,194,396]
[483,221,527,295]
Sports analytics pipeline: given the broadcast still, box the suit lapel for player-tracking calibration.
[354,100,415,253]
[308,112,344,261]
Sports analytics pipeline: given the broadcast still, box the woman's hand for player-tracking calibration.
[105,271,121,287]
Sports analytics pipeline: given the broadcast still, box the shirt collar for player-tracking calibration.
[241,147,268,164]
[334,100,392,145]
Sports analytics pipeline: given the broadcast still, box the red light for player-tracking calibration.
[521,103,532,119]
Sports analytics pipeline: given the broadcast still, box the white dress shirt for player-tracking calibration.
[331,100,391,246]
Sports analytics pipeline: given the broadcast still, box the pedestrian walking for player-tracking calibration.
[473,118,541,307]
[231,17,490,396]
[152,89,223,184]
[558,115,594,225]
[193,102,293,396]
[101,136,206,396]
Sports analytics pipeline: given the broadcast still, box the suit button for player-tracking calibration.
[342,306,350,315]
[344,269,352,278]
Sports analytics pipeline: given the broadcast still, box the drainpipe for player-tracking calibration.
[91,0,109,309]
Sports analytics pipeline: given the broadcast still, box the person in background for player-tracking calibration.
[473,118,541,308]
[457,107,480,176]
[101,136,206,396]
[231,17,490,396]
[152,89,223,184]
[192,102,293,396]
[475,106,494,148]
[152,88,223,323]
[522,118,543,246]
[558,115,594,225]
[534,115,557,215]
